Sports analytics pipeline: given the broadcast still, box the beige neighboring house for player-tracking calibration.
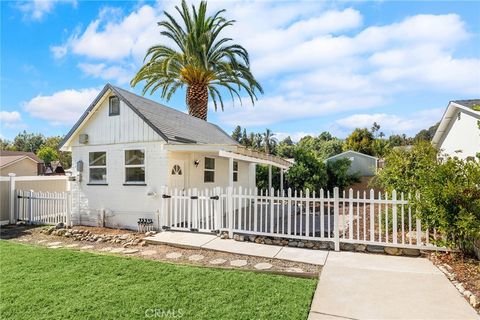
[0,150,44,176]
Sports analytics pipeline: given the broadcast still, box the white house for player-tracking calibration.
[60,84,290,229]
[432,99,480,159]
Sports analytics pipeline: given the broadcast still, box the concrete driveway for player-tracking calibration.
[309,251,479,320]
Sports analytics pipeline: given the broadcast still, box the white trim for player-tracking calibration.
[325,150,378,161]
[0,220,9,226]
[88,151,107,184]
[61,89,112,151]
[432,101,480,147]
[123,148,146,184]
[218,150,290,170]
[0,176,67,181]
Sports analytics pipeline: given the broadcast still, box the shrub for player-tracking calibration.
[376,141,480,253]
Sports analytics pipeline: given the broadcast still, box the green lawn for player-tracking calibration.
[0,241,317,319]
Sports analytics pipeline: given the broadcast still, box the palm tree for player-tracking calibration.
[262,129,277,154]
[131,0,263,121]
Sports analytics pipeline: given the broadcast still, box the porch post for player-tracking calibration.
[280,169,284,191]
[248,163,256,189]
[268,165,272,195]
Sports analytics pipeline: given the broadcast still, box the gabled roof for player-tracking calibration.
[432,99,480,147]
[0,150,43,168]
[61,84,239,148]
[325,150,378,162]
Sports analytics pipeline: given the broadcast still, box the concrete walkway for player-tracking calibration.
[309,251,479,320]
[144,231,329,265]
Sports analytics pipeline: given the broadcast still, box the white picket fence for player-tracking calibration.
[159,187,445,251]
[15,189,71,225]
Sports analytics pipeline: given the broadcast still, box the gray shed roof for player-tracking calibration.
[61,84,239,147]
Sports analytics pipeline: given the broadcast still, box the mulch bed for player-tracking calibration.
[429,251,480,311]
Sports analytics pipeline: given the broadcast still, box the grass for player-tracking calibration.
[0,241,317,319]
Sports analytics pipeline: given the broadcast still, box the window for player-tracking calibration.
[233,161,238,182]
[125,149,145,184]
[204,157,215,183]
[109,96,120,116]
[89,152,107,184]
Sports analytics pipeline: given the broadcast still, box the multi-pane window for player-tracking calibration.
[233,161,239,182]
[204,157,215,183]
[125,149,145,183]
[109,96,120,116]
[89,152,107,183]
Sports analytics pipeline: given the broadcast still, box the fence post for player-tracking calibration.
[333,187,340,251]
[158,186,166,231]
[227,186,233,238]
[8,173,16,224]
[348,188,353,240]
[28,190,34,223]
[214,187,221,232]
[392,190,397,244]
[66,180,72,227]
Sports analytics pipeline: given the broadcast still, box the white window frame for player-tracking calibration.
[124,148,146,185]
[233,161,239,182]
[88,151,107,184]
[109,96,120,116]
[204,157,215,183]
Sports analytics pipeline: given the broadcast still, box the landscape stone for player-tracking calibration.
[140,250,157,256]
[123,249,139,254]
[47,241,62,246]
[65,244,79,248]
[366,245,384,253]
[384,247,402,256]
[188,254,205,261]
[81,245,94,250]
[110,248,126,253]
[230,260,248,267]
[254,263,273,270]
[470,295,479,308]
[209,258,227,265]
[285,267,304,273]
[99,247,114,252]
[166,252,182,259]
[402,248,421,257]
[48,245,62,249]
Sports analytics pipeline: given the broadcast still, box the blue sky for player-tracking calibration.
[1,0,479,142]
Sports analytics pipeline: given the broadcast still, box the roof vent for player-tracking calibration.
[79,134,89,144]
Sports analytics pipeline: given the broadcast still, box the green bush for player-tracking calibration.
[376,141,480,253]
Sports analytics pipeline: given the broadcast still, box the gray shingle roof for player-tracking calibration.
[452,99,480,110]
[61,84,239,147]
[111,86,238,145]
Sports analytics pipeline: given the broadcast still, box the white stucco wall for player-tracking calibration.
[439,110,480,159]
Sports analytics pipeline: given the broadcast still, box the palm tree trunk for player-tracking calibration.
[186,84,209,120]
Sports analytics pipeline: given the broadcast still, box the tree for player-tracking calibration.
[43,136,72,168]
[276,136,295,158]
[414,122,439,141]
[262,129,277,154]
[131,0,263,121]
[36,146,59,164]
[343,128,374,155]
[11,131,45,153]
[285,148,327,191]
[371,122,381,137]
[326,158,360,191]
[232,126,242,142]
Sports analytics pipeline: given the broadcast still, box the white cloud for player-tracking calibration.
[0,111,26,129]
[17,0,77,21]
[78,63,134,85]
[335,108,444,136]
[51,2,479,130]
[23,88,100,125]
[275,131,317,143]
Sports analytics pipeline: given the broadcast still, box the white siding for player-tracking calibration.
[71,141,168,229]
[168,152,254,189]
[71,94,163,147]
[439,110,480,159]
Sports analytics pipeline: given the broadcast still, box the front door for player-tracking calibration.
[170,161,185,190]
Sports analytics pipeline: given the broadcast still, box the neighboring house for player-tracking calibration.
[44,161,65,176]
[0,150,44,176]
[60,83,290,229]
[432,99,480,160]
[325,150,379,193]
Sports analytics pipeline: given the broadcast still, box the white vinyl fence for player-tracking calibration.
[159,186,446,251]
[15,190,71,225]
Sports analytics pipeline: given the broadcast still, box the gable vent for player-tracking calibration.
[79,134,89,144]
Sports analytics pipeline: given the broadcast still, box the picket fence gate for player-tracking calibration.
[159,186,446,251]
[15,189,71,226]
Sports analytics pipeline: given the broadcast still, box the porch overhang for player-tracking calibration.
[218,148,292,170]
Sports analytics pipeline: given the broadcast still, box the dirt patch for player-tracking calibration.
[429,252,480,311]
[1,225,321,276]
